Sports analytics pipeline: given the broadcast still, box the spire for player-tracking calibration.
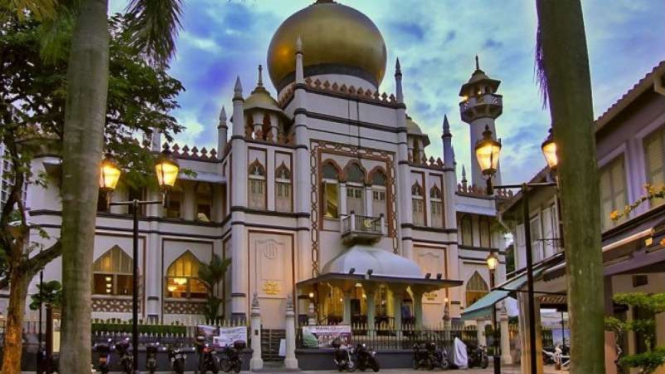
[257,65,264,87]
[296,35,303,54]
[475,54,480,71]
[461,165,467,184]
[234,76,243,99]
[395,57,403,104]
[395,57,402,76]
[452,145,457,165]
[443,115,450,135]
[219,106,227,126]
[295,36,305,84]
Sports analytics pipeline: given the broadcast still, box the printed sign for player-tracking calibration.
[301,325,352,348]
[213,326,248,347]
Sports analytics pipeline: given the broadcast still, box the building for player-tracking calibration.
[19,0,509,336]
[485,60,665,374]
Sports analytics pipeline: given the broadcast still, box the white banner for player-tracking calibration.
[302,325,352,348]
[213,326,248,347]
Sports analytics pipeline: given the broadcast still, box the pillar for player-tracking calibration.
[443,302,452,345]
[249,293,263,371]
[394,58,413,260]
[308,302,317,326]
[391,287,405,340]
[477,318,488,347]
[518,292,543,374]
[364,185,372,217]
[412,289,424,329]
[500,302,513,365]
[284,294,299,370]
[342,290,352,325]
[365,286,376,335]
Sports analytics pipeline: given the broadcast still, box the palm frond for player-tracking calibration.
[126,0,183,67]
[6,0,58,20]
[535,22,549,108]
[38,8,74,63]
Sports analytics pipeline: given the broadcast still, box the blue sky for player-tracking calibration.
[109,0,665,184]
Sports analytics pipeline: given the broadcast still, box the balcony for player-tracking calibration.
[340,212,385,245]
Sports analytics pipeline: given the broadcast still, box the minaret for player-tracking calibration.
[459,56,503,187]
[217,106,227,159]
[442,115,453,168]
[394,57,413,259]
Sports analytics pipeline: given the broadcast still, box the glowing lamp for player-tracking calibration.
[541,128,558,171]
[173,278,187,286]
[99,154,121,192]
[475,126,502,177]
[155,150,180,189]
[486,251,499,271]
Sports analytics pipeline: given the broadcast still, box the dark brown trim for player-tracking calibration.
[401,223,456,234]
[307,111,400,134]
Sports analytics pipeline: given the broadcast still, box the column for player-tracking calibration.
[364,185,372,217]
[308,302,317,326]
[518,292,543,374]
[412,289,424,329]
[284,294,299,370]
[339,183,348,216]
[477,318,488,347]
[366,289,376,334]
[443,302,452,345]
[249,293,263,371]
[342,289,352,325]
[500,302,513,365]
[182,182,195,220]
[391,287,405,340]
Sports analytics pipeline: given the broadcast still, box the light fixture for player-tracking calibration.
[436,273,442,280]
[105,276,112,282]
[106,289,112,294]
[308,292,314,299]
[425,273,431,279]
[474,126,502,194]
[355,283,362,288]
[362,294,367,299]
[349,268,356,274]
[155,149,180,190]
[367,269,373,276]
[173,278,187,285]
[541,128,558,171]
[486,251,499,271]
[339,298,343,303]
[99,154,122,192]
[167,285,177,292]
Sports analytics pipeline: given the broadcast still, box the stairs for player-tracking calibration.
[261,329,286,362]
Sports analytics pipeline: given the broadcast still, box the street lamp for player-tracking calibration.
[474,126,502,194]
[477,129,559,374]
[486,251,500,374]
[99,149,179,374]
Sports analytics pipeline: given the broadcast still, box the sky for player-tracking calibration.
[109,0,665,184]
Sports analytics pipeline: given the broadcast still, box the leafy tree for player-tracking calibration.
[605,293,665,374]
[0,12,183,373]
[198,254,232,322]
[535,0,605,372]
[29,280,63,311]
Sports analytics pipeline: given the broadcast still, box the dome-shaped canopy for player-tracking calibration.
[244,88,282,113]
[322,244,423,278]
[406,116,430,146]
[267,0,387,91]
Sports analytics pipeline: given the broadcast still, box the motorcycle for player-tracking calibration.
[115,338,133,374]
[412,343,430,370]
[195,335,220,374]
[413,342,449,370]
[168,345,187,374]
[332,338,356,372]
[145,342,160,374]
[467,343,489,369]
[220,340,245,373]
[93,339,113,374]
[354,343,379,372]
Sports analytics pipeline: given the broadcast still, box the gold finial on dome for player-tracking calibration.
[257,65,264,87]
[475,55,480,71]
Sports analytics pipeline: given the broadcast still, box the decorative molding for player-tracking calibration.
[92,297,134,313]
[164,300,206,315]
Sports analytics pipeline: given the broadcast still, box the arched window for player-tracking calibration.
[345,162,365,215]
[412,182,425,226]
[479,216,491,248]
[165,182,183,219]
[262,113,271,140]
[322,161,340,218]
[248,160,266,210]
[413,141,421,164]
[466,271,489,307]
[275,163,292,212]
[371,169,387,219]
[93,246,133,296]
[460,215,473,246]
[165,251,207,299]
[196,183,213,222]
[430,185,443,228]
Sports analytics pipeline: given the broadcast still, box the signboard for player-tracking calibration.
[301,325,352,348]
[213,326,248,348]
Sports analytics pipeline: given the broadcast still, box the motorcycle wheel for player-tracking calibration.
[359,364,366,371]
[480,356,489,369]
[221,359,231,373]
[412,359,419,370]
[371,359,380,372]
[347,360,357,372]
[211,358,220,374]
[234,362,241,373]
[440,359,450,371]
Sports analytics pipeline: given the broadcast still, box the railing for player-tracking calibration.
[340,212,384,237]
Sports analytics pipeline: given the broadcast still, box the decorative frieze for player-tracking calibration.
[92,297,134,313]
[164,300,206,315]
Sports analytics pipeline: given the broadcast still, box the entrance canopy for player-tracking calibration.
[297,244,462,291]
[462,253,564,320]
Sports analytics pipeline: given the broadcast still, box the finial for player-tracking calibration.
[443,115,450,135]
[233,76,243,99]
[395,57,402,76]
[296,35,303,54]
[452,146,457,165]
[219,106,227,123]
[475,54,480,71]
[257,65,263,87]
[462,165,467,182]
[251,292,259,309]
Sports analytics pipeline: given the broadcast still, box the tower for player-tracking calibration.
[459,56,503,187]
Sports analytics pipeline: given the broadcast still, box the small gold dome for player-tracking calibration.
[245,88,281,113]
[267,0,387,91]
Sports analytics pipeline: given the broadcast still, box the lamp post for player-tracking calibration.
[486,251,500,374]
[99,150,179,374]
[475,128,559,374]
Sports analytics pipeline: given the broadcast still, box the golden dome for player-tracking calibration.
[267,0,387,91]
[245,65,283,113]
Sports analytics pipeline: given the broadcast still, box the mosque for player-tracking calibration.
[21,0,508,331]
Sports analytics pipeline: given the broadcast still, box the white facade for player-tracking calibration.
[13,1,507,329]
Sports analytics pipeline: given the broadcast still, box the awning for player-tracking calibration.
[462,253,564,320]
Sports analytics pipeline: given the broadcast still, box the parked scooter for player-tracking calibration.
[115,338,133,374]
[93,339,113,374]
[413,343,429,370]
[426,342,450,370]
[332,338,356,372]
[220,340,245,373]
[168,345,187,374]
[195,335,220,374]
[354,343,380,372]
[467,343,489,369]
[145,342,160,374]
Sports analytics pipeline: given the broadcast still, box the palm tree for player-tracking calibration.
[6,1,183,373]
[198,254,232,322]
[535,1,605,373]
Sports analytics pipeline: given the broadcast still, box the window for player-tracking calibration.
[275,164,292,212]
[430,185,443,228]
[248,161,266,210]
[479,216,491,248]
[164,183,182,218]
[93,246,133,296]
[412,182,425,226]
[371,169,387,219]
[600,157,627,231]
[165,251,207,299]
[196,183,213,221]
[530,215,542,262]
[460,215,473,246]
[465,271,489,308]
[322,162,340,218]
[347,186,364,215]
[644,129,665,207]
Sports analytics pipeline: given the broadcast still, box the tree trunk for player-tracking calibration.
[58,0,109,373]
[0,267,31,374]
[535,1,605,374]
